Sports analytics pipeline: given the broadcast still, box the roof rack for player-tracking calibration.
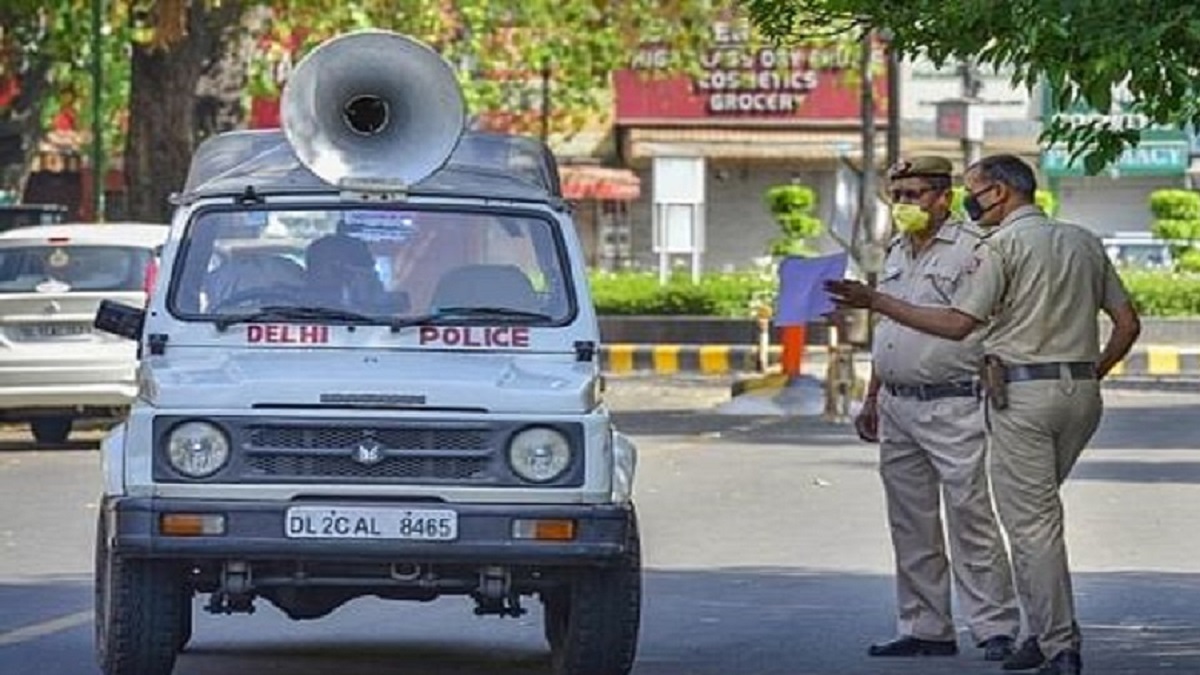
[177,129,562,204]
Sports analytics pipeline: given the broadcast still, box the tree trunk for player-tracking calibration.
[125,0,244,223]
[194,4,265,143]
[0,57,52,201]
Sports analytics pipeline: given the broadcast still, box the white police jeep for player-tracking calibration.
[92,30,640,675]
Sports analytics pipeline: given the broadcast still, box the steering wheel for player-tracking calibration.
[210,286,306,313]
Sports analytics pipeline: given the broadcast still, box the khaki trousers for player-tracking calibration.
[879,392,1020,643]
[988,377,1102,660]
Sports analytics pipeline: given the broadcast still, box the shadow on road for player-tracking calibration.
[0,439,99,453]
[613,396,1200,452]
[4,569,1200,675]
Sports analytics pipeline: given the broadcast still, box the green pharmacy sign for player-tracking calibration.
[1040,86,1190,177]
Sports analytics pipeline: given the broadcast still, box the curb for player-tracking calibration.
[599,344,1200,378]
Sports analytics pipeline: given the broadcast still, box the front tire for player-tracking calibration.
[547,507,641,675]
[95,512,188,675]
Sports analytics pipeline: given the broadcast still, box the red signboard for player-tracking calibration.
[615,21,889,125]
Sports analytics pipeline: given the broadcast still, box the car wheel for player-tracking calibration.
[549,506,641,675]
[95,511,189,675]
[31,417,72,445]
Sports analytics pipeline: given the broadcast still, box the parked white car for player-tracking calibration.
[0,222,166,444]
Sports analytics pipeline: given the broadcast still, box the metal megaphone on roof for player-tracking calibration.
[279,29,467,192]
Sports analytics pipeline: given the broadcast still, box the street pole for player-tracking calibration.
[885,36,901,169]
[539,59,551,143]
[858,27,877,273]
[960,58,983,170]
[90,0,106,222]
[844,26,879,353]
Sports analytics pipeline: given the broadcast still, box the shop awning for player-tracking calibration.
[558,165,641,201]
[623,127,866,162]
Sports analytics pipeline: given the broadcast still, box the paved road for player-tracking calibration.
[2,381,1200,674]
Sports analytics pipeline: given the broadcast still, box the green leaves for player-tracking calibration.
[739,0,1200,173]
[249,0,724,139]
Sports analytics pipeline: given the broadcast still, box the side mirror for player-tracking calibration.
[95,299,146,341]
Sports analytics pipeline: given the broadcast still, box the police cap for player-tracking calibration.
[887,156,953,181]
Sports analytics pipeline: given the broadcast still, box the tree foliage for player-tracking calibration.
[739,0,1200,174]
[248,1,722,136]
[5,1,728,219]
[0,0,132,197]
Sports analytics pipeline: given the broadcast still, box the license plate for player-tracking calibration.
[284,506,458,541]
[19,323,92,339]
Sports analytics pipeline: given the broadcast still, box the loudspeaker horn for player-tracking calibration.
[280,29,466,190]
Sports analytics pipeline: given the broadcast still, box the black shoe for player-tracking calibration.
[979,635,1015,661]
[1004,637,1046,671]
[867,635,958,657]
[1036,649,1082,675]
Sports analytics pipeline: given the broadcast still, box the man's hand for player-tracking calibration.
[854,397,880,443]
[824,279,875,309]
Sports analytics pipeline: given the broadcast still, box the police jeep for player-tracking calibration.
[92,30,640,675]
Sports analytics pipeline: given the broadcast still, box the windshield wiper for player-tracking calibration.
[215,305,378,331]
[387,306,554,332]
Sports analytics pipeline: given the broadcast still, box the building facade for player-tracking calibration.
[610,18,890,273]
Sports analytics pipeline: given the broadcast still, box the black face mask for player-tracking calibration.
[963,184,1000,222]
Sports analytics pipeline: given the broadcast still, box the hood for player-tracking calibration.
[140,347,599,414]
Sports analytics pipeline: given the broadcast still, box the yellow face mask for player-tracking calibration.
[891,203,931,233]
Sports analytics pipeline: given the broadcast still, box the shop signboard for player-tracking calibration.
[1040,84,1189,177]
[613,18,889,124]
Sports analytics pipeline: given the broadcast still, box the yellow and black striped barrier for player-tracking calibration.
[601,344,778,375]
[599,344,1200,378]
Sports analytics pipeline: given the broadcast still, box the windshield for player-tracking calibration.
[0,245,153,293]
[169,207,574,326]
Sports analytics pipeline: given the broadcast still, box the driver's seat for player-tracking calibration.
[204,254,306,309]
[430,264,539,313]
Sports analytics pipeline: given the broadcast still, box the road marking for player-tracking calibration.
[0,610,91,647]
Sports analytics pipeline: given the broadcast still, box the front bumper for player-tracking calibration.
[105,497,633,566]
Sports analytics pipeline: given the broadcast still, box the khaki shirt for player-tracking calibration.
[873,220,984,385]
[952,205,1130,364]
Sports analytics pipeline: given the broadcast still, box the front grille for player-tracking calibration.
[245,454,489,480]
[241,423,497,483]
[248,426,489,451]
[151,416,584,488]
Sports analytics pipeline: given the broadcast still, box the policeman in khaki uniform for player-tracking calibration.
[827,154,1141,675]
[858,156,1020,662]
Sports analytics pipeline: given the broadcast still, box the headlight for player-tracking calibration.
[507,427,571,483]
[166,421,230,478]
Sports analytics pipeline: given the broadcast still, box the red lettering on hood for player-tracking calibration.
[246,324,329,344]
[418,326,531,348]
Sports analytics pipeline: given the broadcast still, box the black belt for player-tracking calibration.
[885,380,978,401]
[1005,362,1096,382]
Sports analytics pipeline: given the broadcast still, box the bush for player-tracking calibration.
[1121,270,1200,316]
[1148,189,1200,220]
[764,184,824,258]
[589,270,774,317]
[1147,189,1200,271]
[590,269,1200,317]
